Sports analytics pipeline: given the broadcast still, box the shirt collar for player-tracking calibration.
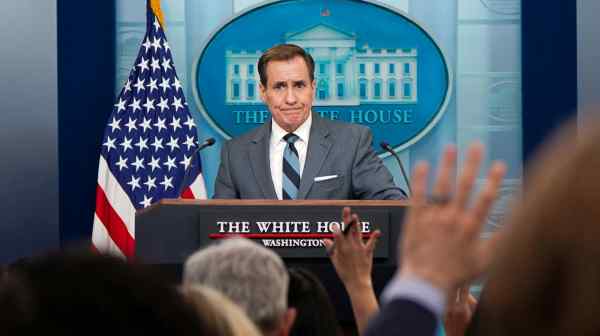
[270,113,312,145]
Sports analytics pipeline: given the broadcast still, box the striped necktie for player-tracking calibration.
[282,133,300,200]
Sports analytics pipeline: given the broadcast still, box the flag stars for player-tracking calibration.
[114,98,127,113]
[135,136,149,152]
[129,98,142,113]
[125,117,138,132]
[173,77,183,92]
[132,156,145,172]
[180,155,192,169]
[166,136,180,152]
[133,78,146,94]
[143,98,155,113]
[115,156,128,171]
[124,79,132,93]
[147,78,158,93]
[151,37,162,52]
[108,117,121,132]
[139,117,152,132]
[153,17,161,32]
[159,77,171,93]
[160,175,174,191]
[157,97,169,112]
[103,136,117,152]
[170,117,182,132]
[151,137,164,152]
[183,135,196,150]
[127,175,141,191]
[142,38,152,53]
[136,56,149,74]
[150,57,161,73]
[140,195,153,208]
[183,116,196,130]
[163,40,171,53]
[144,176,157,192]
[161,57,172,72]
[120,136,133,152]
[172,97,183,112]
[148,156,161,171]
[154,117,167,133]
[164,155,177,171]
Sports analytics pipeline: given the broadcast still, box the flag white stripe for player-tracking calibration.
[188,173,208,199]
[92,213,126,259]
[97,156,136,237]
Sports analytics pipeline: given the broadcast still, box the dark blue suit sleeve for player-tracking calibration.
[365,298,439,336]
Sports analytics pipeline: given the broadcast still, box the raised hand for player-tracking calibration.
[399,143,506,294]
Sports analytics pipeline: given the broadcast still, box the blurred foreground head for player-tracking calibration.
[0,251,213,336]
[470,120,600,335]
[182,284,262,336]
[183,238,296,336]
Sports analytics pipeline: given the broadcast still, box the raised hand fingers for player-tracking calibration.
[349,213,360,237]
[454,143,484,209]
[432,145,458,199]
[407,161,430,225]
[365,229,381,254]
[411,161,429,205]
[458,285,470,304]
[342,206,352,225]
[323,238,335,256]
[465,161,506,237]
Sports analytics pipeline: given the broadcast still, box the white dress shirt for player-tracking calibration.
[269,114,312,200]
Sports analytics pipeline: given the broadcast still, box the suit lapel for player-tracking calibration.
[249,121,278,199]
[297,114,332,199]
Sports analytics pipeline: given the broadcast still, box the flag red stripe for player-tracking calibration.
[94,184,135,258]
[181,186,195,199]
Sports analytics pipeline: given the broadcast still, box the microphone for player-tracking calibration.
[176,137,216,198]
[196,137,216,151]
[380,142,412,196]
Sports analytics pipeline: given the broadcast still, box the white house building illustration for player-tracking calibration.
[225,24,418,106]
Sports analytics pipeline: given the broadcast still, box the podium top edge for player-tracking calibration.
[138,199,410,214]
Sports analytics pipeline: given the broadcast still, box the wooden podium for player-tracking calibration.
[136,199,408,322]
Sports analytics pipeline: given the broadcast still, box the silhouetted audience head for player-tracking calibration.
[183,238,296,336]
[468,122,600,335]
[288,267,339,336]
[182,284,262,336]
[0,251,214,336]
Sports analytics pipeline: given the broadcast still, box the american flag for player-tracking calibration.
[92,1,206,259]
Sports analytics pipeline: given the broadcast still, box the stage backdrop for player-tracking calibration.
[115,0,522,235]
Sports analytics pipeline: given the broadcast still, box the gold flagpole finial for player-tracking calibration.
[150,0,165,30]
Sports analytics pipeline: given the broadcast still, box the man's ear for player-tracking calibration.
[309,79,316,96]
[278,307,297,336]
[259,82,267,102]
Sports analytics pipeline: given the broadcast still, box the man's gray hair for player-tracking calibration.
[183,238,289,331]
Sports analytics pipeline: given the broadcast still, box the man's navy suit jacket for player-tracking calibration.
[214,113,405,199]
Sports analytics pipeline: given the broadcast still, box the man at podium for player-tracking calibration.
[214,44,406,200]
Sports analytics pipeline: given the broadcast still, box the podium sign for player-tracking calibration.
[199,207,389,258]
[136,200,407,263]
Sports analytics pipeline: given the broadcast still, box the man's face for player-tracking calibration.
[259,56,315,132]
